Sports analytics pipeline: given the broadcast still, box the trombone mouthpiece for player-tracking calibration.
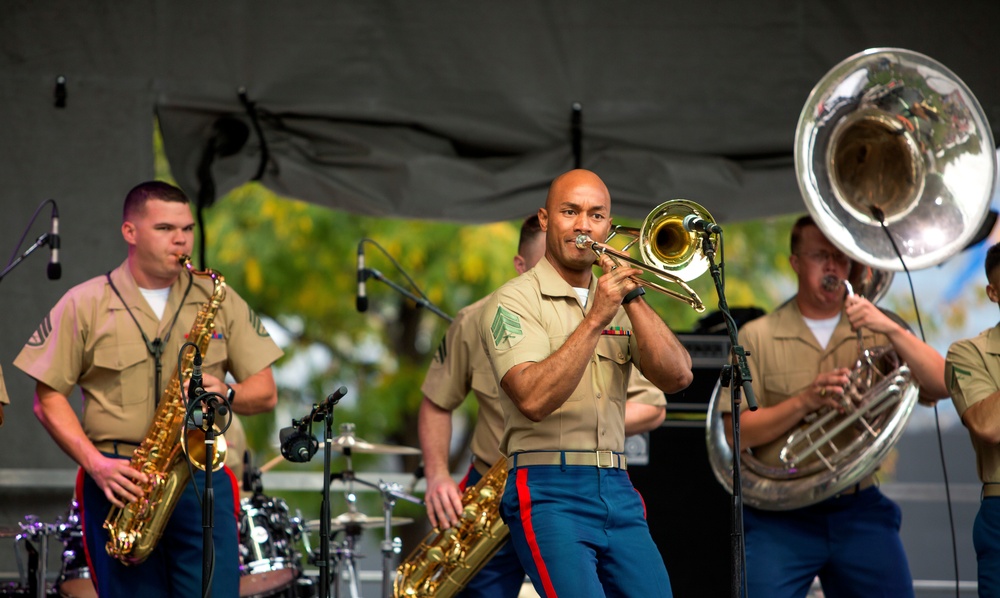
[575,234,593,249]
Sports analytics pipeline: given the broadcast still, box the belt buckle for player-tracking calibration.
[596,450,614,468]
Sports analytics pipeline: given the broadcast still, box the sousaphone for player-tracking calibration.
[706,48,996,510]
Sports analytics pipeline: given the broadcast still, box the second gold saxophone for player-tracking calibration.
[394,459,510,597]
[104,256,228,565]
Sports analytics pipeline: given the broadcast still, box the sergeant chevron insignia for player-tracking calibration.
[490,305,523,349]
[26,315,53,347]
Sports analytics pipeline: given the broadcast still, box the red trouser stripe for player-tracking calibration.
[516,468,558,598]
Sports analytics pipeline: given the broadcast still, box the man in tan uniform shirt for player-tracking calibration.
[15,181,282,598]
[419,214,667,597]
[720,215,947,598]
[0,364,8,425]
[479,169,692,597]
[946,241,1000,596]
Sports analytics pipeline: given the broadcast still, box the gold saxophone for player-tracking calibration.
[394,459,510,597]
[104,256,228,565]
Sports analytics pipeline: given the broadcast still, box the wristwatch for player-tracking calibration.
[225,384,236,403]
[622,287,646,304]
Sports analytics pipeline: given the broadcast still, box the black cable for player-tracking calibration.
[5,198,57,267]
[874,214,960,597]
[360,237,434,303]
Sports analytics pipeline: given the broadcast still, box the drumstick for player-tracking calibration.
[259,455,285,474]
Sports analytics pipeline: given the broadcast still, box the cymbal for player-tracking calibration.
[305,512,414,533]
[328,432,421,456]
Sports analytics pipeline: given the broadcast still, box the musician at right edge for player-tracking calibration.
[720,215,948,598]
[945,242,1000,598]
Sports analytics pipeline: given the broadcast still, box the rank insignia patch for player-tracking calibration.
[26,315,53,347]
[490,305,523,349]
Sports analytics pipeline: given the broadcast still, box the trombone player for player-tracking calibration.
[478,169,692,596]
[720,215,948,597]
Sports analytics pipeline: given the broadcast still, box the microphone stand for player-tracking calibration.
[0,233,51,284]
[698,231,757,598]
[189,389,231,598]
[311,388,346,598]
[362,267,453,323]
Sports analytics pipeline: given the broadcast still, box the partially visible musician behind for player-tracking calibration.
[419,214,667,597]
[945,241,1000,597]
[0,364,8,425]
[720,215,948,598]
[478,169,692,596]
[14,181,283,598]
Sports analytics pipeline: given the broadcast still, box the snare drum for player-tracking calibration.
[238,495,304,598]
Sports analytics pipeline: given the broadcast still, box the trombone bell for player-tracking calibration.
[579,198,717,312]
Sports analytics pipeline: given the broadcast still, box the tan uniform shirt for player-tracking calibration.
[0,363,8,405]
[424,293,665,466]
[14,260,283,448]
[721,298,890,468]
[0,363,8,426]
[946,324,1000,484]
[479,257,643,456]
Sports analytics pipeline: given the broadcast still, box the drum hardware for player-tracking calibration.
[6,501,93,598]
[318,466,420,598]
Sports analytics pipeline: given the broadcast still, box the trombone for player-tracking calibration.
[575,199,716,312]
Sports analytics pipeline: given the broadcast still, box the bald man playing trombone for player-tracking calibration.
[479,169,693,597]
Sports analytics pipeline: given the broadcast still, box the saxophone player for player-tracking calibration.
[14,181,283,598]
[719,215,948,598]
[418,214,667,597]
[478,169,691,596]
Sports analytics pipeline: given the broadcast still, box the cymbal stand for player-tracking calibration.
[376,481,422,598]
[13,515,54,598]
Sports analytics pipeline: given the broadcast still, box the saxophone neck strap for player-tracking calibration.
[106,270,195,400]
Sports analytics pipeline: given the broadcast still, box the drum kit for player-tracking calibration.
[0,423,423,598]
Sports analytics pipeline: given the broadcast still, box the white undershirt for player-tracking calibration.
[803,314,841,349]
[139,287,171,320]
[573,287,589,308]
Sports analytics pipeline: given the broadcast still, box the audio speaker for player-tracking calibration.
[629,334,733,597]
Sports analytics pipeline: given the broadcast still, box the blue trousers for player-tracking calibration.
[744,486,913,598]
[456,463,527,598]
[78,454,241,598]
[500,464,672,598]
[974,496,1000,597]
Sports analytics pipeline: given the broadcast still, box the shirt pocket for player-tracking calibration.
[761,370,814,405]
[92,341,151,406]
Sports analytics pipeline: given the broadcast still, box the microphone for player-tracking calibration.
[327,386,348,405]
[280,421,318,463]
[47,204,61,280]
[356,240,368,312]
[188,348,204,402]
[682,214,722,235]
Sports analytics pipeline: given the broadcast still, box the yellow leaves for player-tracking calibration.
[244,257,264,294]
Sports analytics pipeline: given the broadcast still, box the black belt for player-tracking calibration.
[93,439,141,457]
